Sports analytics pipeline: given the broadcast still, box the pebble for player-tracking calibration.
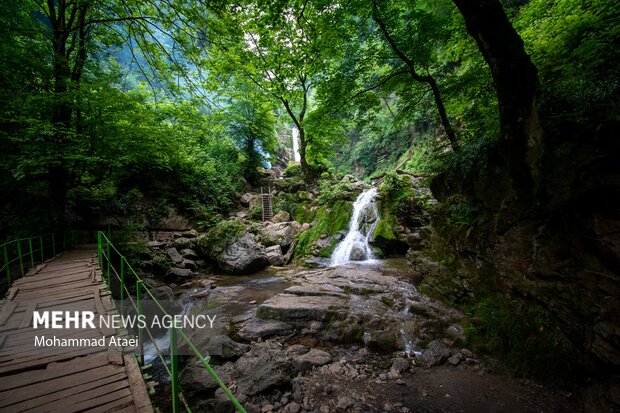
[396,379,405,385]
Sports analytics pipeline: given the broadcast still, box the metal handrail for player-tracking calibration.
[1,231,77,288]
[97,231,246,413]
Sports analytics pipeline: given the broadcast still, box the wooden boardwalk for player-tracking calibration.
[0,247,153,413]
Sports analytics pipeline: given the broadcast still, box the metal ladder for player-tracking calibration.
[261,186,272,222]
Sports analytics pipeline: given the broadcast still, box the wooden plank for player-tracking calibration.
[107,346,123,366]
[14,272,93,291]
[33,382,132,412]
[0,355,108,391]
[0,367,125,408]
[7,288,18,301]
[18,303,36,329]
[124,355,153,413]
[82,394,135,413]
[0,302,18,326]
[0,346,107,374]
[3,372,127,412]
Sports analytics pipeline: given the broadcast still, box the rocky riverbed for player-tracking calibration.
[144,260,584,413]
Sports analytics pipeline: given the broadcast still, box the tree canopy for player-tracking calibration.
[0,0,617,235]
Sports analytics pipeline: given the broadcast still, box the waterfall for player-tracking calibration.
[292,127,301,162]
[331,187,379,266]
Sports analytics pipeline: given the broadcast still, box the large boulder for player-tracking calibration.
[197,220,269,274]
[266,245,285,266]
[233,342,294,396]
[349,243,367,261]
[261,222,300,249]
[166,247,184,265]
[203,335,250,360]
[419,339,451,367]
[271,211,290,223]
[165,267,193,283]
[240,193,254,207]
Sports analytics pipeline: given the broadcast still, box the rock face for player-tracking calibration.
[197,220,269,274]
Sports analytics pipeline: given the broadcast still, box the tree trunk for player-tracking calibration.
[298,127,310,177]
[452,0,543,198]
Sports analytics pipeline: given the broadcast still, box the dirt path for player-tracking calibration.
[299,360,582,413]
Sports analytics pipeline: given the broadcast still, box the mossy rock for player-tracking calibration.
[196,219,246,256]
[294,201,352,260]
[373,218,396,240]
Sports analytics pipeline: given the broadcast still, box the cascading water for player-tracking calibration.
[331,187,379,266]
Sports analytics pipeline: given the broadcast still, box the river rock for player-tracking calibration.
[391,357,410,373]
[174,237,193,250]
[180,362,233,392]
[271,211,290,223]
[180,248,199,259]
[240,193,254,207]
[204,335,250,360]
[237,319,294,340]
[183,259,197,270]
[266,245,285,266]
[198,222,269,274]
[349,244,367,261]
[419,339,451,367]
[149,285,175,301]
[165,267,193,283]
[147,240,166,249]
[181,229,199,238]
[166,247,184,265]
[261,222,300,249]
[257,294,347,322]
[292,349,332,371]
[233,342,294,395]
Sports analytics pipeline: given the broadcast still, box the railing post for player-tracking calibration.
[97,232,102,270]
[136,279,144,366]
[3,245,10,284]
[39,236,44,262]
[170,327,180,413]
[106,237,111,286]
[28,238,34,268]
[16,240,24,277]
[120,258,125,316]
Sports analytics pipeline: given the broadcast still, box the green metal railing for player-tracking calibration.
[97,231,246,413]
[1,232,77,290]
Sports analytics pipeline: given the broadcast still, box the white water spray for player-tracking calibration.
[331,188,379,266]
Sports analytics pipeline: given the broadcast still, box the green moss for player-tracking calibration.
[381,296,395,307]
[201,219,246,254]
[373,218,395,240]
[318,238,339,258]
[294,201,352,259]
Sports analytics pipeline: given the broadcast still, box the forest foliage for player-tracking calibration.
[0,0,617,237]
